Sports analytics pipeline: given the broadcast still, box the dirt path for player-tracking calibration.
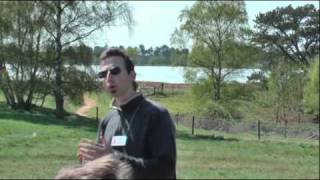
[75,95,97,117]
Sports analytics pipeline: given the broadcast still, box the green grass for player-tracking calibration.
[0,90,319,179]
[0,102,98,178]
[149,91,195,115]
[0,91,4,101]
[82,90,192,120]
[0,101,319,179]
[86,91,113,119]
[176,125,319,179]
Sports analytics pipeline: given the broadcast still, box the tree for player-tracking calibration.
[40,1,133,117]
[304,55,319,115]
[126,46,139,62]
[267,59,304,123]
[170,48,189,66]
[93,45,107,64]
[0,1,51,110]
[159,45,171,59]
[63,43,94,65]
[145,47,154,56]
[253,4,319,68]
[172,1,249,101]
[77,43,93,66]
[138,44,146,56]
[0,2,13,106]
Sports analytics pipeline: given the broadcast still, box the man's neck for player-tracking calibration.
[115,91,139,106]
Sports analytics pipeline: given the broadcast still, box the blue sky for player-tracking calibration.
[84,1,319,49]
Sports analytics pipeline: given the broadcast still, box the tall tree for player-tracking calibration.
[172,1,248,101]
[0,2,12,105]
[304,56,319,116]
[126,46,139,61]
[93,45,107,64]
[253,4,319,68]
[138,44,146,56]
[267,59,305,123]
[40,1,133,117]
[0,1,50,110]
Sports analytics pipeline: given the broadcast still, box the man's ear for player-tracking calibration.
[129,71,136,81]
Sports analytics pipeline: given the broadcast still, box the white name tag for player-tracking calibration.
[111,135,127,146]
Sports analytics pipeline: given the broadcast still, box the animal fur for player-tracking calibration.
[55,154,133,179]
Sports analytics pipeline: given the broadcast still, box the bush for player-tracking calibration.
[62,67,100,105]
[221,82,256,101]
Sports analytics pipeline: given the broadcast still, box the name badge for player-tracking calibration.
[111,135,127,146]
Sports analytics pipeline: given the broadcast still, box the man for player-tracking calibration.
[77,48,177,179]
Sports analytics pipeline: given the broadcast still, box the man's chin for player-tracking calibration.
[108,90,118,97]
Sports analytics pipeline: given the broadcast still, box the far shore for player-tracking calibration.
[137,81,190,89]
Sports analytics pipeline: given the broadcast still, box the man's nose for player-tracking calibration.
[105,71,113,81]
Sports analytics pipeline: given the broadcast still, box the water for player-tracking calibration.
[6,64,267,84]
[94,65,266,84]
[135,66,186,84]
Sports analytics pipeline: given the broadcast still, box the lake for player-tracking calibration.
[5,64,266,84]
[92,65,265,84]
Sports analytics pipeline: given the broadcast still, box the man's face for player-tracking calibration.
[100,56,135,98]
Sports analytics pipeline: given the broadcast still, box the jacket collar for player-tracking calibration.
[110,93,144,113]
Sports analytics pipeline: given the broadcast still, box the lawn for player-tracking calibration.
[0,100,319,179]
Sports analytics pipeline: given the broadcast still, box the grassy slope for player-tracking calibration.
[0,90,319,179]
[86,91,112,119]
[0,101,319,179]
[84,90,191,120]
[177,126,319,179]
[0,106,97,178]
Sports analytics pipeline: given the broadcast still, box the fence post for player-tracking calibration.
[161,83,164,94]
[177,113,179,125]
[176,113,179,125]
[284,120,287,138]
[172,85,174,95]
[258,120,261,140]
[96,106,99,123]
[192,116,195,135]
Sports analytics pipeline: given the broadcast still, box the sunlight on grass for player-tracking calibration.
[86,91,112,119]
[0,91,319,179]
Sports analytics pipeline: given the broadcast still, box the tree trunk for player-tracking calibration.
[0,31,15,107]
[54,1,65,118]
[214,51,222,101]
[1,68,17,108]
[0,68,10,105]
[25,29,42,111]
[215,75,221,101]
[40,92,49,107]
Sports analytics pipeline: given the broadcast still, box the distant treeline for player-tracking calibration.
[63,43,190,66]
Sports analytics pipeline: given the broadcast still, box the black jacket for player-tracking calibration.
[98,94,176,179]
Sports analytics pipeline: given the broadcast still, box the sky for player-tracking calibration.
[84,1,319,49]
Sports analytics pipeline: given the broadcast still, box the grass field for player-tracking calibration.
[0,96,319,179]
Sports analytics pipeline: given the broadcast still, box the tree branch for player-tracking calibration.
[62,25,103,47]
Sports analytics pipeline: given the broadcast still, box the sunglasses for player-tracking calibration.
[98,67,121,78]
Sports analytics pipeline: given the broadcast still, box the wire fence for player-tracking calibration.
[138,81,189,96]
[94,105,319,141]
[172,113,319,141]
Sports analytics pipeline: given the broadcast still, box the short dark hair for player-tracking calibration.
[100,48,134,74]
[100,48,138,91]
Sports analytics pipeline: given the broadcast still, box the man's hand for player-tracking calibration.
[77,138,112,164]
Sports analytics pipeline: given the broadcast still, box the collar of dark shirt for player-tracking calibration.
[110,94,144,113]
